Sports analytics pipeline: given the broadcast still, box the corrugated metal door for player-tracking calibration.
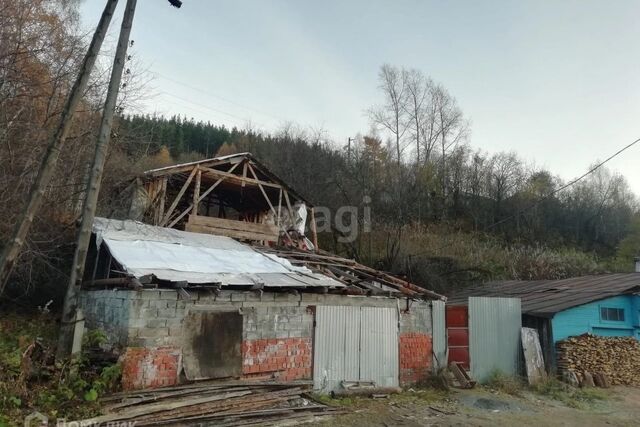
[431,300,447,372]
[314,306,398,392]
[359,307,399,387]
[469,297,521,383]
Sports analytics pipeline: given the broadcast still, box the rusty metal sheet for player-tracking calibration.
[182,310,242,380]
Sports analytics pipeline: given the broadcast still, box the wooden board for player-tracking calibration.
[182,311,243,380]
[186,215,278,242]
[521,327,546,385]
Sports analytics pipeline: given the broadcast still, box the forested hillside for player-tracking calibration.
[2,1,639,304]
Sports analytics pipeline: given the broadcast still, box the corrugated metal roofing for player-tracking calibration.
[448,274,640,317]
[93,217,344,289]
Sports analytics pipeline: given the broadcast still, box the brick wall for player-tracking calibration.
[399,333,432,385]
[81,289,435,390]
[120,346,181,389]
[399,301,434,386]
[242,337,312,381]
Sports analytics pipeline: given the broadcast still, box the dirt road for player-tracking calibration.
[313,386,640,427]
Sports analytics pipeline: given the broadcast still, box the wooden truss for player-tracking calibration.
[144,155,318,247]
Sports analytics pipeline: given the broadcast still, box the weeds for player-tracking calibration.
[0,312,121,424]
[485,370,525,396]
[531,377,608,408]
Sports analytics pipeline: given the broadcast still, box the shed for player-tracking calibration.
[79,218,445,391]
[448,274,640,371]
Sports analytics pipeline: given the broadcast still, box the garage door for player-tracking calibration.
[313,306,399,392]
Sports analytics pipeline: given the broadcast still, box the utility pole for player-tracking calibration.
[57,0,138,358]
[347,137,353,162]
[0,0,120,295]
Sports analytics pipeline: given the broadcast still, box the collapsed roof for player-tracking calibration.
[90,218,444,299]
[448,274,640,317]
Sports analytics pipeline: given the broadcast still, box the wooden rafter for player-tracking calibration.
[160,167,198,226]
[247,163,293,241]
[167,161,241,228]
[199,165,282,189]
[192,169,201,216]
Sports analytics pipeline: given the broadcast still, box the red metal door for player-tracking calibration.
[446,305,469,370]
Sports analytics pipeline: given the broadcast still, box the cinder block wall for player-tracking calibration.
[80,289,434,390]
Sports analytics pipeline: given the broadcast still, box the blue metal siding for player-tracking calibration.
[551,295,640,342]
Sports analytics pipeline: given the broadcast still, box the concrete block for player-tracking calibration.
[168,326,182,336]
[231,293,246,302]
[145,318,167,328]
[159,290,178,300]
[165,317,183,327]
[137,327,169,338]
[245,331,260,340]
[158,307,177,318]
[274,293,300,303]
[275,331,289,339]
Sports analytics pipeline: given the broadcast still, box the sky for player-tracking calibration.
[80,0,640,192]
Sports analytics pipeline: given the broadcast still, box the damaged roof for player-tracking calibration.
[142,152,311,206]
[92,218,444,299]
[93,217,341,289]
[448,274,640,317]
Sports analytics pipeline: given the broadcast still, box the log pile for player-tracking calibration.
[77,380,341,426]
[556,334,640,386]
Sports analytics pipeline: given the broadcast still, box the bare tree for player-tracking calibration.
[368,64,408,165]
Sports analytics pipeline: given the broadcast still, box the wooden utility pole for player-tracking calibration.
[57,0,138,358]
[0,0,120,294]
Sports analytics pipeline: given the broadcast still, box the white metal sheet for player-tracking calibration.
[313,305,399,392]
[431,300,447,372]
[92,217,344,288]
[469,297,522,383]
[360,306,399,388]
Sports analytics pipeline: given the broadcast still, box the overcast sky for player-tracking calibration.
[80,0,640,192]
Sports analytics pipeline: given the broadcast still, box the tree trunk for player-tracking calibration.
[57,0,137,359]
[0,0,120,294]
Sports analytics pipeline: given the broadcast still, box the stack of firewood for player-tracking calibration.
[556,334,640,386]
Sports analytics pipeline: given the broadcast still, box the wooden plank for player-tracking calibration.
[199,165,282,190]
[161,167,198,226]
[521,327,546,385]
[158,177,167,225]
[189,215,278,235]
[192,169,201,216]
[185,223,278,242]
[310,207,318,249]
[167,162,241,228]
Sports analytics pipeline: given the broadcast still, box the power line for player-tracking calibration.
[153,72,288,123]
[157,91,270,129]
[408,135,640,259]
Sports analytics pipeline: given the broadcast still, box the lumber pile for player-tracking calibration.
[77,380,341,426]
[556,334,640,386]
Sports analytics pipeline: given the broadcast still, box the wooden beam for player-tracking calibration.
[199,165,282,190]
[167,162,241,228]
[310,207,318,249]
[160,166,198,226]
[157,177,167,225]
[283,190,296,227]
[241,160,248,188]
[277,188,282,227]
[246,163,278,217]
[144,155,245,178]
[247,163,293,242]
[192,169,201,216]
